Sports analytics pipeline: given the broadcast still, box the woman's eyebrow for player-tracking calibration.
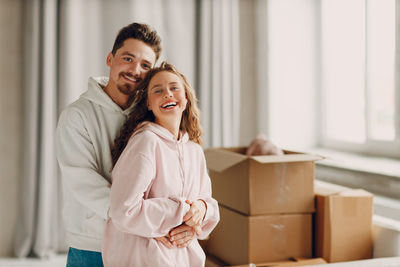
[150,84,162,90]
[150,81,181,90]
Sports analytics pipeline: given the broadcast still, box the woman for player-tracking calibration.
[102,62,220,267]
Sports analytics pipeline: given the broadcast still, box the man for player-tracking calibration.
[56,22,193,267]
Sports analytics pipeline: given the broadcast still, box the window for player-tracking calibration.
[319,0,400,158]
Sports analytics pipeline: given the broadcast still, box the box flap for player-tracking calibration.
[314,180,352,196]
[315,181,374,198]
[204,148,248,172]
[205,146,323,171]
[250,153,323,164]
[339,189,373,197]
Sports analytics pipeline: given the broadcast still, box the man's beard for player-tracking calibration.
[117,83,136,96]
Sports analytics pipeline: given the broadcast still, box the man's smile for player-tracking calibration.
[122,73,139,84]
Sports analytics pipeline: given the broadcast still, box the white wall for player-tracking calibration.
[265,0,319,150]
[238,0,319,149]
[238,0,258,146]
[0,0,22,257]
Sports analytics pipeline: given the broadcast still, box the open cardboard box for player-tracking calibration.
[204,147,322,215]
[207,205,312,265]
[314,180,373,262]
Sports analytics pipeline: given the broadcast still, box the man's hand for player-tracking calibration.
[183,200,206,234]
[154,236,173,249]
[246,133,284,156]
[169,224,196,248]
[155,199,206,249]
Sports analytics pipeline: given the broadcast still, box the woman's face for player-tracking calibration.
[147,71,187,124]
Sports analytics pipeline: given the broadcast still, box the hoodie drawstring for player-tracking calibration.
[176,141,185,196]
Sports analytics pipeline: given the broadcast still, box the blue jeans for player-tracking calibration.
[66,247,104,267]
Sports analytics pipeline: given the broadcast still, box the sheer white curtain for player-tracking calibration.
[15,0,240,258]
[14,0,61,258]
[198,0,241,148]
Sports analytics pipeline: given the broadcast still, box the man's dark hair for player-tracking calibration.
[111,22,162,61]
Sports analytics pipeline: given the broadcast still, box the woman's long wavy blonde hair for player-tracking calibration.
[111,61,202,166]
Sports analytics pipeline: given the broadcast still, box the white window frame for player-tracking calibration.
[318,0,400,159]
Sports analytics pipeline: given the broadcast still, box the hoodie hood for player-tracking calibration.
[80,77,134,115]
[133,121,189,144]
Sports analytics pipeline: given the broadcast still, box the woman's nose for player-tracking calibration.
[163,89,173,98]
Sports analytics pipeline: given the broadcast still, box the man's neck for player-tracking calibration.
[103,83,130,110]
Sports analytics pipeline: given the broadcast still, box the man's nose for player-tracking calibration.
[129,62,141,75]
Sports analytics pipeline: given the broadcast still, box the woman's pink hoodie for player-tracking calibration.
[102,122,220,267]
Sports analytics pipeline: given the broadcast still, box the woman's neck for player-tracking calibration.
[155,118,181,140]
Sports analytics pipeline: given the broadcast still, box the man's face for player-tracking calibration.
[107,38,156,96]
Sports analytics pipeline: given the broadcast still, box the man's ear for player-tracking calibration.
[106,52,113,67]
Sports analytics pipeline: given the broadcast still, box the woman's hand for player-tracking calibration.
[183,199,207,234]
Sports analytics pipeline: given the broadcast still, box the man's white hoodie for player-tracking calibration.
[55,77,133,252]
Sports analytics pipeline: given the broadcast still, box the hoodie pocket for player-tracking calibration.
[82,211,105,238]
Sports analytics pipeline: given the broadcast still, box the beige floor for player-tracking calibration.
[1,255,400,267]
[313,257,400,267]
[0,254,67,267]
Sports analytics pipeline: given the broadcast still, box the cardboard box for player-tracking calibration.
[204,147,321,215]
[230,257,327,266]
[205,254,227,267]
[314,180,373,262]
[206,256,327,267]
[199,236,209,252]
[207,205,312,265]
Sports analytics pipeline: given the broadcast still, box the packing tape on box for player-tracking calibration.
[273,163,290,204]
[270,216,287,257]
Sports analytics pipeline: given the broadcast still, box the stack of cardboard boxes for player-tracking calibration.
[203,147,374,266]
[204,147,322,265]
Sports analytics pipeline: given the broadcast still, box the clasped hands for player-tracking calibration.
[155,199,207,248]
